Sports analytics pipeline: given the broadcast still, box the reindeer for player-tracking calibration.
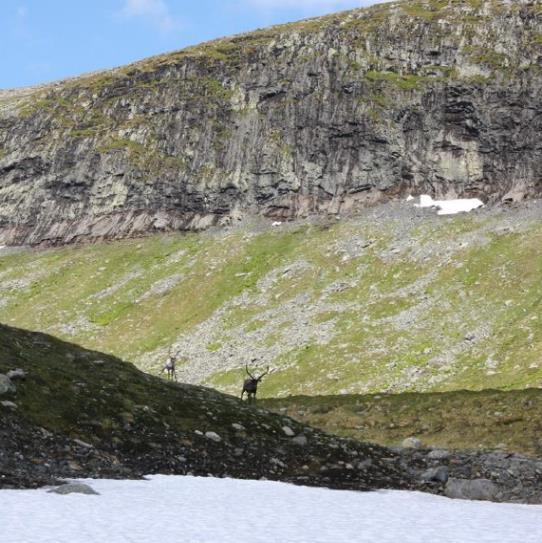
[162,347,178,381]
[241,362,269,402]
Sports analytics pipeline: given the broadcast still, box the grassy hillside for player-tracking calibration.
[1,202,541,396]
[0,322,414,491]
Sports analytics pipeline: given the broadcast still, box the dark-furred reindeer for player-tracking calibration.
[241,362,269,402]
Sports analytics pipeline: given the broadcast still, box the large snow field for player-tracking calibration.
[2,475,541,543]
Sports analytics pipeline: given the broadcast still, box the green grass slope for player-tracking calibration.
[1,202,541,396]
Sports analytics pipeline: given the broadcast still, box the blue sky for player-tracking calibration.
[0,0,386,89]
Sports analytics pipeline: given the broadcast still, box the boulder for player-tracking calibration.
[420,466,449,484]
[402,437,422,449]
[282,426,295,437]
[7,368,26,380]
[427,449,450,460]
[0,374,15,395]
[292,435,308,446]
[357,459,373,471]
[205,431,221,443]
[49,483,99,495]
[502,189,525,204]
[444,478,499,501]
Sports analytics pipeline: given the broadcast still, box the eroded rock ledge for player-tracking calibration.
[0,0,541,246]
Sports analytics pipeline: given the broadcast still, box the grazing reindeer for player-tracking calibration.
[163,348,178,381]
[241,362,269,402]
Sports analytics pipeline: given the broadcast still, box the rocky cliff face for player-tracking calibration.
[0,0,541,245]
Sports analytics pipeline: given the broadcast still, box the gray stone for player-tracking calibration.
[205,431,221,442]
[421,466,449,484]
[282,426,295,437]
[270,457,286,468]
[357,459,373,470]
[445,478,499,501]
[6,368,26,380]
[402,437,422,449]
[49,483,99,495]
[1,400,17,409]
[0,375,15,395]
[73,439,94,449]
[427,449,451,460]
[291,434,308,446]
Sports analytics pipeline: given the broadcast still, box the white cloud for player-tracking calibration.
[246,0,379,10]
[119,0,180,33]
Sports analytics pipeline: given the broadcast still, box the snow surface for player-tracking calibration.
[414,194,484,215]
[2,476,541,543]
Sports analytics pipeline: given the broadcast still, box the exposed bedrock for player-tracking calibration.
[0,0,541,245]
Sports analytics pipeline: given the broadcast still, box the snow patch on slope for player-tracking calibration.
[412,194,484,215]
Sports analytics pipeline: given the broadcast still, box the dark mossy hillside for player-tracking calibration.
[0,323,415,491]
[3,324,542,504]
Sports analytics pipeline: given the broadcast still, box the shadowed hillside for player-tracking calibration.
[262,388,542,457]
[0,322,413,491]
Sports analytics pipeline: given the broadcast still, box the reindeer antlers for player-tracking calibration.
[246,360,271,381]
[168,345,180,359]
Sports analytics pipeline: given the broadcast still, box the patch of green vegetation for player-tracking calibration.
[97,138,146,155]
[342,2,393,34]
[463,45,508,70]
[464,74,491,85]
[70,72,122,94]
[402,1,450,22]
[88,302,135,327]
[17,96,56,119]
[262,388,542,457]
[96,137,186,175]
[71,128,99,138]
[206,341,223,352]
[197,77,234,101]
[244,319,267,333]
[366,71,434,91]
[207,368,244,391]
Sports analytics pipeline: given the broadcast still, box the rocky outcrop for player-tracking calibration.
[0,0,541,245]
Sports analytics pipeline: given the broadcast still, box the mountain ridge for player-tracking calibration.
[0,0,541,246]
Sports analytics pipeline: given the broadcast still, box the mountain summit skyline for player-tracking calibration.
[0,0,386,89]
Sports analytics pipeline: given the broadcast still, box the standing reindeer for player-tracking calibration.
[162,348,178,381]
[241,362,270,402]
